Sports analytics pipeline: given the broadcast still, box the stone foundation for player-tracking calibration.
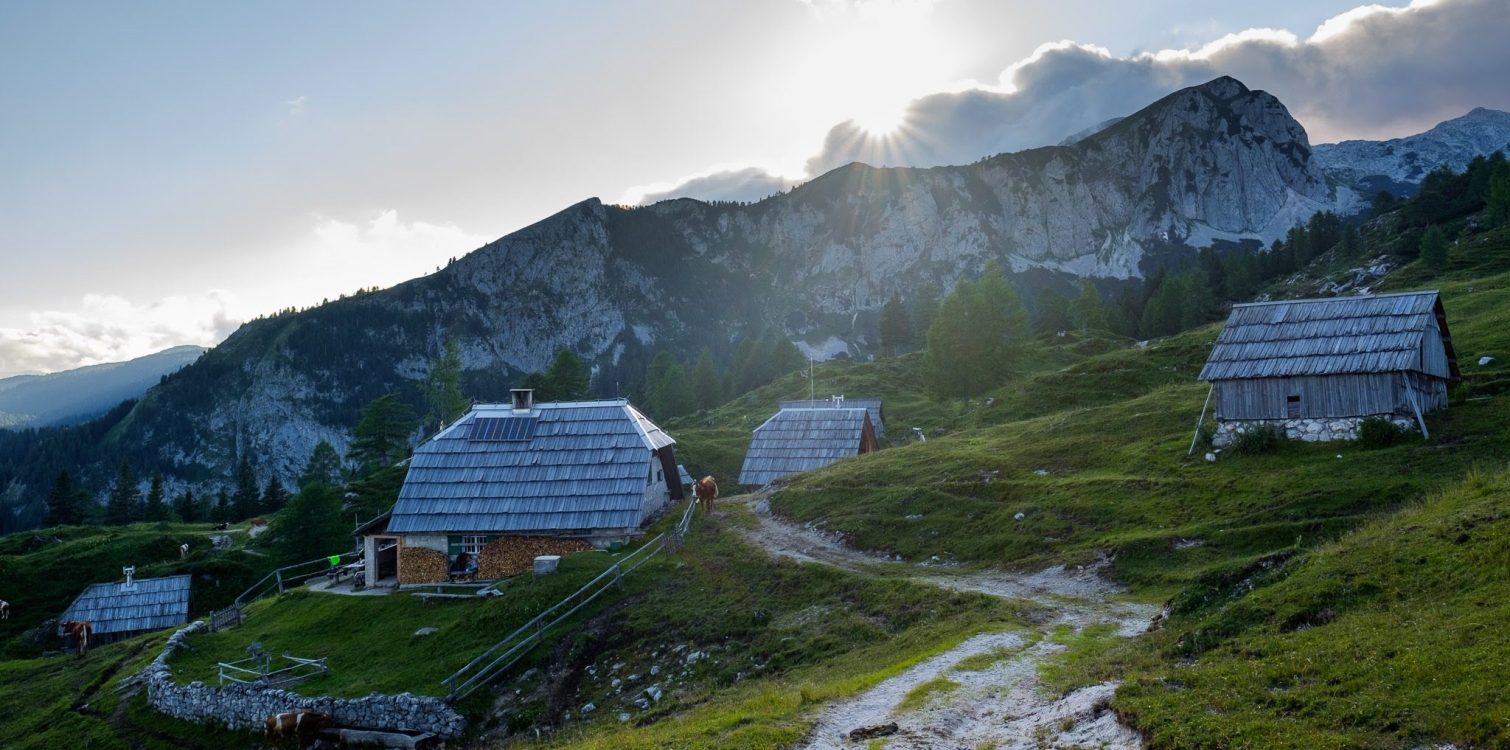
[138,622,466,739]
[1211,415,1416,447]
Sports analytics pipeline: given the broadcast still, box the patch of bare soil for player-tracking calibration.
[734,491,1156,749]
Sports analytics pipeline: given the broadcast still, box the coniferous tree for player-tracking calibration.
[347,393,418,472]
[174,490,198,524]
[272,483,351,565]
[143,470,169,522]
[910,282,940,341]
[232,454,261,520]
[1420,225,1450,272]
[424,337,470,432]
[211,488,232,524]
[649,358,693,419]
[261,475,291,514]
[879,292,913,357]
[104,459,139,526]
[1068,279,1108,333]
[1340,223,1361,258]
[1486,162,1510,227]
[1033,287,1071,335]
[545,348,591,401]
[44,470,86,526]
[771,337,803,379]
[299,440,345,490]
[922,263,1026,404]
[691,348,721,411]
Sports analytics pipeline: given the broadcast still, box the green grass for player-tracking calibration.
[897,675,962,712]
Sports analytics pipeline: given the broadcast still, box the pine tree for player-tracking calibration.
[879,292,913,357]
[143,470,169,522]
[174,490,198,524]
[1068,279,1108,333]
[692,348,721,411]
[299,440,345,490]
[1033,287,1071,335]
[44,470,86,527]
[232,454,261,520]
[211,488,231,524]
[424,337,470,432]
[545,348,592,401]
[104,459,139,526]
[261,475,291,514]
[272,484,351,565]
[1420,225,1450,271]
[347,393,418,472]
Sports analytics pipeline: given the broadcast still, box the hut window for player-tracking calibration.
[1286,394,1301,418]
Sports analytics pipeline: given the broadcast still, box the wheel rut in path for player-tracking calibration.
[733,492,1156,749]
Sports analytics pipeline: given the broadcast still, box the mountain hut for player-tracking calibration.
[1198,291,1459,445]
[738,406,879,486]
[363,390,682,586]
[780,396,886,442]
[57,569,191,646]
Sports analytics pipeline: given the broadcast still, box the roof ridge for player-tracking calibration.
[1232,290,1439,309]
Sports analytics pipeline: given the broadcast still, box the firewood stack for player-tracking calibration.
[479,536,593,579]
[398,545,448,584]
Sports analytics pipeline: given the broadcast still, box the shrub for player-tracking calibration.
[1356,416,1412,449]
[1231,423,1287,454]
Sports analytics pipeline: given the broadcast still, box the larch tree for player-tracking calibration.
[545,348,592,401]
[1068,279,1108,333]
[299,440,345,490]
[347,393,419,473]
[424,337,471,432]
[1420,225,1450,272]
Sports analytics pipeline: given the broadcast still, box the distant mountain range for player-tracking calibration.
[6,76,1510,511]
[1313,107,1510,197]
[0,346,205,429]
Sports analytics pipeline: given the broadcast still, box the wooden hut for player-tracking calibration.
[738,406,879,486]
[370,390,682,585]
[1198,291,1459,445]
[58,569,190,646]
[781,397,886,441]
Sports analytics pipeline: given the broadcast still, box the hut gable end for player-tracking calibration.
[739,407,875,486]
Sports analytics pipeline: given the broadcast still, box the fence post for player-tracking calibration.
[276,570,284,595]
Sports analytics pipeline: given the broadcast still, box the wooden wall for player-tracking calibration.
[1216,372,1450,420]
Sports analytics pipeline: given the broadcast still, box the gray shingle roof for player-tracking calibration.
[1198,291,1458,381]
[780,398,885,441]
[677,464,695,486]
[739,408,871,486]
[388,400,675,535]
[59,574,190,636]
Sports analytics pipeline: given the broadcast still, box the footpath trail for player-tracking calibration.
[734,492,1156,750]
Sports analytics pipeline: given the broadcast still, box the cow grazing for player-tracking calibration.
[213,522,229,531]
[0,599,9,619]
[61,620,92,657]
[265,710,338,750]
[249,517,268,527]
[694,476,719,513]
[179,543,190,558]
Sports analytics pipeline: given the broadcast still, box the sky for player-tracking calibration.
[1,0,1507,377]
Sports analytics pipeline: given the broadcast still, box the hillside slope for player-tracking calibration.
[0,346,204,430]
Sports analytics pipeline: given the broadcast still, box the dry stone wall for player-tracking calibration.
[138,621,466,739]
[1211,415,1416,447]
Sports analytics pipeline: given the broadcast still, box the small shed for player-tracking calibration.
[1198,291,1459,445]
[738,407,879,486]
[58,571,191,646]
[780,397,886,442]
[373,390,682,585]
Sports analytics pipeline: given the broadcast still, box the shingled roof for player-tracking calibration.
[1198,291,1459,381]
[780,398,885,441]
[739,408,872,486]
[59,574,190,636]
[388,400,675,535]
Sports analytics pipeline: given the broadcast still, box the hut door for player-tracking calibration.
[1286,395,1301,419]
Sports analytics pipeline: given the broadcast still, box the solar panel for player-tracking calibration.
[470,417,538,441]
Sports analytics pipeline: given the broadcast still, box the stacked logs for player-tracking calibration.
[478,536,593,579]
[398,545,448,584]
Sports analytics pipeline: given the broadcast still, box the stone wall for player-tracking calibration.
[1212,415,1416,447]
[138,622,466,739]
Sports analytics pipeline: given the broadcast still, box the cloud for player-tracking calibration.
[645,0,1509,203]
[0,292,241,376]
[622,167,798,205]
[296,210,489,291]
[284,95,308,116]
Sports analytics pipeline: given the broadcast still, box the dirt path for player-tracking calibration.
[735,492,1155,749]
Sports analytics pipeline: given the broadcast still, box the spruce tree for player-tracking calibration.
[299,440,345,490]
[1486,163,1510,227]
[347,393,419,472]
[424,337,470,431]
[691,348,721,411]
[143,470,169,522]
[212,488,231,524]
[174,490,198,524]
[1420,225,1450,271]
[879,292,913,357]
[1068,279,1108,333]
[104,459,139,526]
[922,263,1024,404]
[44,470,85,527]
[545,348,591,401]
[273,484,350,565]
[1033,287,1071,335]
[261,475,291,514]
[771,337,803,379]
[232,454,261,520]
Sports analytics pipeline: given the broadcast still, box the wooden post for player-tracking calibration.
[275,570,284,595]
[1188,383,1214,456]
[1405,376,1430,440]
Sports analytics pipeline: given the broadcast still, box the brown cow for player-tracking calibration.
[694,476,719,513]
[0,599,9,619]
[249,517,268,527]
[61,620,92,657]
[265,710,338,750]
